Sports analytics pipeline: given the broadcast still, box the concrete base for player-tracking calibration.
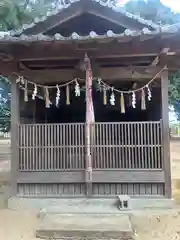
[8,196,178,213]
[36,214,133,240]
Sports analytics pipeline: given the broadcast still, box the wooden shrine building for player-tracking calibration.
[1,0,180,199]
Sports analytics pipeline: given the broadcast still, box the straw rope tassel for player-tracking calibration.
[120,93,125,113]
[45,87,50,108]
[24,80,28,102]
[103,85,107,105]
[141,88,146,110]
[32,84,37,100]
[66,85,70,105]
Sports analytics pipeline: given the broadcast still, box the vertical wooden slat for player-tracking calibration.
[157,122,161,169]
[47,125,50,170]
[35,124,38,170]
[23,125,25,171]
[142,122,146,169]
[133,123,137,169]
[75,123,78,169]
[122,123,124,169]
[28,125,31,170]
[78,124,80,168]
[151,123,155,169]
[100,123,103,168]
[118,123,121,168]
[32,125,35,171]
[103,123,106,169]
[57,124,59,170]
[139,123,143,169]
[50,125,53,170]
[111,123,115,168]
[42,125,44,170]
[123,123,127,168]
[127,123,131,168]
[45,124,47,170]
[62,124,65,169]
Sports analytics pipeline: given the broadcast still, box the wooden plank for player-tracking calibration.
[92,170,165,183]
[17,170,165,184]
[10,80,20,196]
[17,171,84,183]
[161,69,172,198]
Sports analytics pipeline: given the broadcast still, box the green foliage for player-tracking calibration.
[0,0,33,31]
[124,0,180,25]
[0,76,10,132]
[124,0,180,119]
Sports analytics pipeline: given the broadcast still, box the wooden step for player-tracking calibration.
[36,214,134,240]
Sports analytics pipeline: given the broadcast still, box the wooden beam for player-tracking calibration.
[151,48,171,66]
[161,69,171,198]
[0,61,18,77]
[17,170,165,184]
[10,79,20,196]
[19,67,162,83]
[13,40,162,60]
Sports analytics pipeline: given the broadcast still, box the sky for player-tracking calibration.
[118,0,180,12]
[162,0,180,12]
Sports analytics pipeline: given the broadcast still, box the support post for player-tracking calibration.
[84,54,94,197]
[10,79,20,196]
[161,69,171,198]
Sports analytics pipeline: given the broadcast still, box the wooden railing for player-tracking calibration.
[92,121,163,169]
[18,123,85,171]
[18,121,163,171]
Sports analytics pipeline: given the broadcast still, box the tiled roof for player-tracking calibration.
[9,0,159,37]
[0,24,179,44]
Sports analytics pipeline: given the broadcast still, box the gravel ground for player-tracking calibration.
[132,211,180,240]
[0,209,180,240]
[0,209,39,240]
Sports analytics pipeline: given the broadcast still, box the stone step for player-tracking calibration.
[0,154,11,159]
[0,149,11,154]
[40,199,120,215]
[36,214,134,240]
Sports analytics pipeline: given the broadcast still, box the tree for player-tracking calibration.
[0,76,10,132]
[124,0,180,119]
[124,0,180,25]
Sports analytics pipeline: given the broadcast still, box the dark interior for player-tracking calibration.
[20,56,155,71]
[20,83,162,123]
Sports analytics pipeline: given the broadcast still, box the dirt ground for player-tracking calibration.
[0,140,180,240]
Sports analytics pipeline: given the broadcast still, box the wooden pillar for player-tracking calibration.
[10,79,20,196]
[161,69,171,198]
[84,54,93,197]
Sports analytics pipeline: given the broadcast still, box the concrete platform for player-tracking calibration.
[8,197,177,213]
[36,214,134,240]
